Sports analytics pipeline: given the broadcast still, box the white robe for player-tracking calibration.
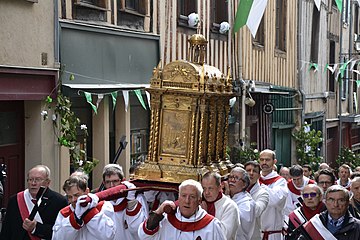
[52,201,115,240]
[285,176,314,214]
[249,181,269,240]
[213,194,240,240]
[138,207,226,240]
[232,191,256,240]
[260,171,288,240]
[109,195,147,240]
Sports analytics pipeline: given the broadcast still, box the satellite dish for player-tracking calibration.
[263,103,274,114]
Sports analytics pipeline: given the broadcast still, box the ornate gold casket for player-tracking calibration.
[135,34,234,183]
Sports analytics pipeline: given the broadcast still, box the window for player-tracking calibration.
[275,0,286,51]
[328,40,336,92]
[178,0,197,16]
[74,0,106,9]
[310,7,320,63]
[117,0,147,30]
[343,0,350,24]
[254,18,265,46]
[119,0,146,15]
[178,0,197,27]
[211,0,228,33]
[73,0,107,21]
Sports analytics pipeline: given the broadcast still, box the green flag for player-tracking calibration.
[134,89,147,110]
[234,0,254,33]
[335,0,342,12]
[84,92,97,114]
[111,91,117,110]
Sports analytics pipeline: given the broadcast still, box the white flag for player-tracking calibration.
[96,94,104,109]
[314,0,321,11]
[247,0,268,38]
[122,90,129,112]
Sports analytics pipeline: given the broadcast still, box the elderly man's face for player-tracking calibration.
[201,177,221,202]
[229,171,246,196]
[351,181,360,202]
[302,185,321,210]
[178,185,201,218]
[27,168,50,199]
[325,191,349,220]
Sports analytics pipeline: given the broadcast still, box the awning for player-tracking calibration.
[60,20,160,88]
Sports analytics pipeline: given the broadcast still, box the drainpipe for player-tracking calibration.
[348,1,353,114]
[339,2,344,155]
[54,0,60,67]
[297,0,305,125]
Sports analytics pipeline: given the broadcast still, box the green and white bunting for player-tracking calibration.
[134,89,147,110]
[84,92,97,114]
[111,91,117,110]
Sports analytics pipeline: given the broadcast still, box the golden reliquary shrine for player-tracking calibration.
[135,33,235,183]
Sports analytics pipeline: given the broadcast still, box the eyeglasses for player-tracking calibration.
[27,178,46,183]
[326,198,347,205]
[228,175,243,182]
[318,181,332,185]
[302,192,317,198]
[104,179,121,185]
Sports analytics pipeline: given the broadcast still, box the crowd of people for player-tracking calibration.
[1,149,360,239]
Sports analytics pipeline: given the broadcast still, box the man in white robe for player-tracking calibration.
[229,167,256,240]
[201,171,240,240]
[245,160,270,240]
[138,179,226,240]
[285,165,315,216]
[101,164,147,239]
[52,175,116,240]
[259,149,288,240]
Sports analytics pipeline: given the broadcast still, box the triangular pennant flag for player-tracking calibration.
[356,80,360,88]
[353,70,360,75]
[335,0,342,12]
[327,64,337,73]
[339,60,351,78]
[357,0,360,7]
[96,94,104,109]
[324,64,329,73]
[111,91,117,110]
[122,90,129,112]
[145,90,151,109]
[308,63,318,72]
[350,60,357,71]
[314,0,321,11]
[134,89,147,110]
[84,92,97,114]
[234,0,268,38]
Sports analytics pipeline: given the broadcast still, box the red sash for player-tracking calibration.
[204,192,222,216]
[167,211,214,232]
[17,191,41,240]
[288,179,316,196]
[114,199,128,212]
[259,175,283,185]
[287,180,301,195]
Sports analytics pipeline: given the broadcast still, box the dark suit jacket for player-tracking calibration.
[0,188,67,240]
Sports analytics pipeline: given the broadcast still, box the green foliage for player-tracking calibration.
[292,123,323,171]
[336,147,360,170]
[42,69,98,174]
[226,143,259,165]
